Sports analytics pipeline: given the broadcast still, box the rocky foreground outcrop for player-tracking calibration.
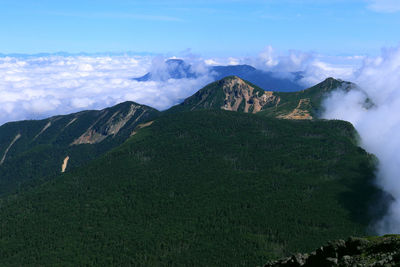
[264,235,400,267]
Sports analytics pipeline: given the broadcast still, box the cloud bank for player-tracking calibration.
[0,55,213,125]
[0,49,360,126]
[213,46,360,86]
[322,45,400,233]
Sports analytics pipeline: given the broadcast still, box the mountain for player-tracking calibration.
[0,76,361,197]
[0,101,159,196]
[134,59,198,81]
[133,59,304,92]
[168,76,355,119]
[0,76,353,198]
[264,235,400,266]
[0,76,383,266]
[0,109,380,266]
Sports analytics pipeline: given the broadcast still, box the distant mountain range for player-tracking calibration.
[0,76,382,266]
[133,59,305,92]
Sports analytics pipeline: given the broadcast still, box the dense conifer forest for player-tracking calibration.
[0,110,380,266]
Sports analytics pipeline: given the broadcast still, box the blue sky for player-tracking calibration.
[1,0,399,56]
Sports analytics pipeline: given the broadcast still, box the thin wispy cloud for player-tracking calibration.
[46,11,184,22]
[367,0,400,13]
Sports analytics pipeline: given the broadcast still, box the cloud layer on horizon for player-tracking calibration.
[0,49,361,126]
[0,55,214,125]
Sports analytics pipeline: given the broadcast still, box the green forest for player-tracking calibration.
[0,110,381,266]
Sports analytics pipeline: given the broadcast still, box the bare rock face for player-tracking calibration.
[71,104,148,145]
[277,98,313,120]
[0,133,21,165]
[218,77,314,119]
[171,76,339,120]
[220,76,280,113]
[61,156,69,173]
[263,235,400,267]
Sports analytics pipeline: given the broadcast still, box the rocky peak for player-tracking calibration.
[219,75,246,86]
[167,76,360,120]
[219,76,280,113]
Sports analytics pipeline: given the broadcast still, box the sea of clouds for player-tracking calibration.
[0,55,214,125]
[0,47,360,126]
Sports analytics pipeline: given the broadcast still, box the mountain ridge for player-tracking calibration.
[0,76,359,197]
[0,75,384,266]
[168,76,356,120]
[0,101,159,196]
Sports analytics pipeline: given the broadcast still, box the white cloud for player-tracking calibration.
[322,45,400,233]
[240,46,359,86]
[0,55,213,126]
[204,59,219,66]
[227,57,240,65]
[0,47,369,127]
[0,48,364,126]
[46,11,184,22]
[367,0,400,13]
[299,60,355,86]
[258,45,279,68]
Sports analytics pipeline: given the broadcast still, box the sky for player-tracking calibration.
[1,0,400,56]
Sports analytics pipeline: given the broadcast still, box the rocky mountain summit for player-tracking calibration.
[264,235,400,267]
[169,76,356,120]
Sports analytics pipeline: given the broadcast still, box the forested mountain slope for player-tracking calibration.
[0,110,379,266]
[0,101,159,195]
[0,76,355,197]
